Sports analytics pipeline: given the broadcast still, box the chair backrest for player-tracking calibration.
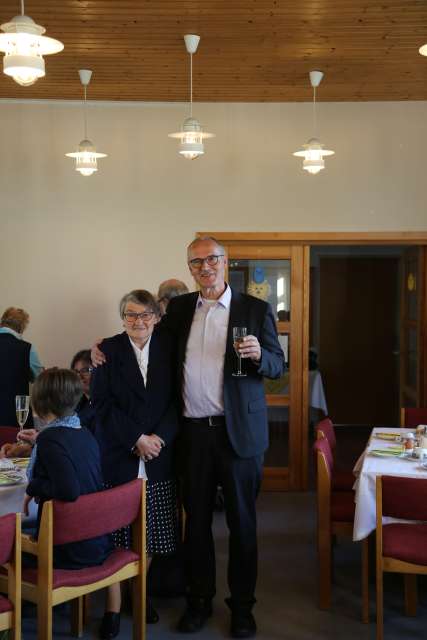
[315,418,336,450]
[313,436,333,483]
[52,478,143,546]
[0,513,16,565]
[379,475,427,521]
[400,407,427,428]
[0,427,19,448]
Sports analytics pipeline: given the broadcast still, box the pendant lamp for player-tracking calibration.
[0,0,63,86]
[66,70,107,177]
[168,34,215,160]
[293,71,335,175]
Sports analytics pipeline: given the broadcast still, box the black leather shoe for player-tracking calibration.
[230,611,257,638]
[177,602,212,633]
[99,612,120,640]
[146,600,159,624]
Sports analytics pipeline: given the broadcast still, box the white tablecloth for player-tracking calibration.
[309,370,328,414]
[0,469,37,519]
[352,427,427,541]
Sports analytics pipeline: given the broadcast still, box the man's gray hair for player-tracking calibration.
[158,279,189,303]
[119,289,159,319]
[187,236,226,258]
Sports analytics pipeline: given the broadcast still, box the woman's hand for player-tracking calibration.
[135,434,164,461]
[91,338,106,367]
[22,493,33,516]
[17,428,38,445]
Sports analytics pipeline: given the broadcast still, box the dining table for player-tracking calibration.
[0,460,37,519]
[352,427,427,541]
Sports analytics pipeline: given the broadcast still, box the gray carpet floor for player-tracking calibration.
[21,491,427,639]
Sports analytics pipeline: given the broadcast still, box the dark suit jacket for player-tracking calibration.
[91,329,178,486]
[163,288,285,458]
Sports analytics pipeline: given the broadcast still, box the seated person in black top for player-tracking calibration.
[71,349,96,433]
[23,368,112,570]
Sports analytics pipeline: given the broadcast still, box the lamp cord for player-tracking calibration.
[83,85,88,139]
[190,52,193,118]
[312,85,317,137]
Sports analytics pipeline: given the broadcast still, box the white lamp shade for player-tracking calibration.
[66,139,107,177]
[0,14,63,86]
[169,116,214,159]
[293,138,334,174]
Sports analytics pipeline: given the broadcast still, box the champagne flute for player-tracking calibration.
[232,327,247,377]
[16,395,30,431]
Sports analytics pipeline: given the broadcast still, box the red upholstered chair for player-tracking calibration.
[0,513,21,640]
[376,475,427,640]
[400,407,427,428]
[11,479,145,640]
[315,418,354,491]
[314,437,369,622]
[0,427,19,448]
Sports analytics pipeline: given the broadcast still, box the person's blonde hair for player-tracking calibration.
[0,307,29,334]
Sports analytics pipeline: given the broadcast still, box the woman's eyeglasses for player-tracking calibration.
[123,311,156,322]
[74,366,93,376]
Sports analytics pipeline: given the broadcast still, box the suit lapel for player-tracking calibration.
[179,293,199,366]
[118,332,147,401]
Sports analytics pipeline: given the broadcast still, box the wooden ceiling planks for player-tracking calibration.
[0,0,426,101]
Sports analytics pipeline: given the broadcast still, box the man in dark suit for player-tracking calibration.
[163,236,285,638]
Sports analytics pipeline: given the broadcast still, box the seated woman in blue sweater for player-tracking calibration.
[23,367,112,570]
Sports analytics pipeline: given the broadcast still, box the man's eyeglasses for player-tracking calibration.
[188,254,224,269]
[74,366,93,376]
[124,311,156,322]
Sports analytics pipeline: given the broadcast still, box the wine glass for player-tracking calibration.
[232,327,247,377]
[16,395,30,431]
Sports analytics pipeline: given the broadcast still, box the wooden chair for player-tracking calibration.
[0,513,21,640]
[0,479,146,640]
[400,407,427,428]
[315,418,354,491]
[0,427,19,448]
[314,437,369,622]
[376,475,427,640]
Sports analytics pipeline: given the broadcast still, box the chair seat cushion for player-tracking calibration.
[22,548,140,589]
[383,523,427,565]
[0,594,12,613]
[332,469,355,491]
[331,491,355,523]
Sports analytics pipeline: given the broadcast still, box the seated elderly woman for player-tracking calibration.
[71,349,96,433]
[91,289,179,638]
[24,368,112,570]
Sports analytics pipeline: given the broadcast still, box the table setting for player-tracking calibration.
[352,427,427,541]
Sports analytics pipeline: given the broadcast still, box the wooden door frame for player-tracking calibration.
[200,232,427,490]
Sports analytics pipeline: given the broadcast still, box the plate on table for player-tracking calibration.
[0,471,24,486]
[11,458,30,468]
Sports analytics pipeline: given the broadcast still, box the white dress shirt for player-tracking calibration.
[183,285,231,418]
[128,335,150,480]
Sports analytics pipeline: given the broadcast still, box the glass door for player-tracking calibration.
[226,244,309,490]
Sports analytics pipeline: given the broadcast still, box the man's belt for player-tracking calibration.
[184,415,226,427]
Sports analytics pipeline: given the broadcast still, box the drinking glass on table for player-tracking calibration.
[15,395,30,431]
[232,327,247,377]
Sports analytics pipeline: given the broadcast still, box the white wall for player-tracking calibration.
[1,99,426,366]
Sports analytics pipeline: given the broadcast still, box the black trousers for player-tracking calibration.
[181,420,263,609]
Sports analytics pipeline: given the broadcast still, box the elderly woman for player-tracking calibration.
[91,289,179,638]
[0,306,43,426]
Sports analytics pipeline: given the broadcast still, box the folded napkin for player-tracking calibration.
[369,447,403,457]
[374,432,401,440]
